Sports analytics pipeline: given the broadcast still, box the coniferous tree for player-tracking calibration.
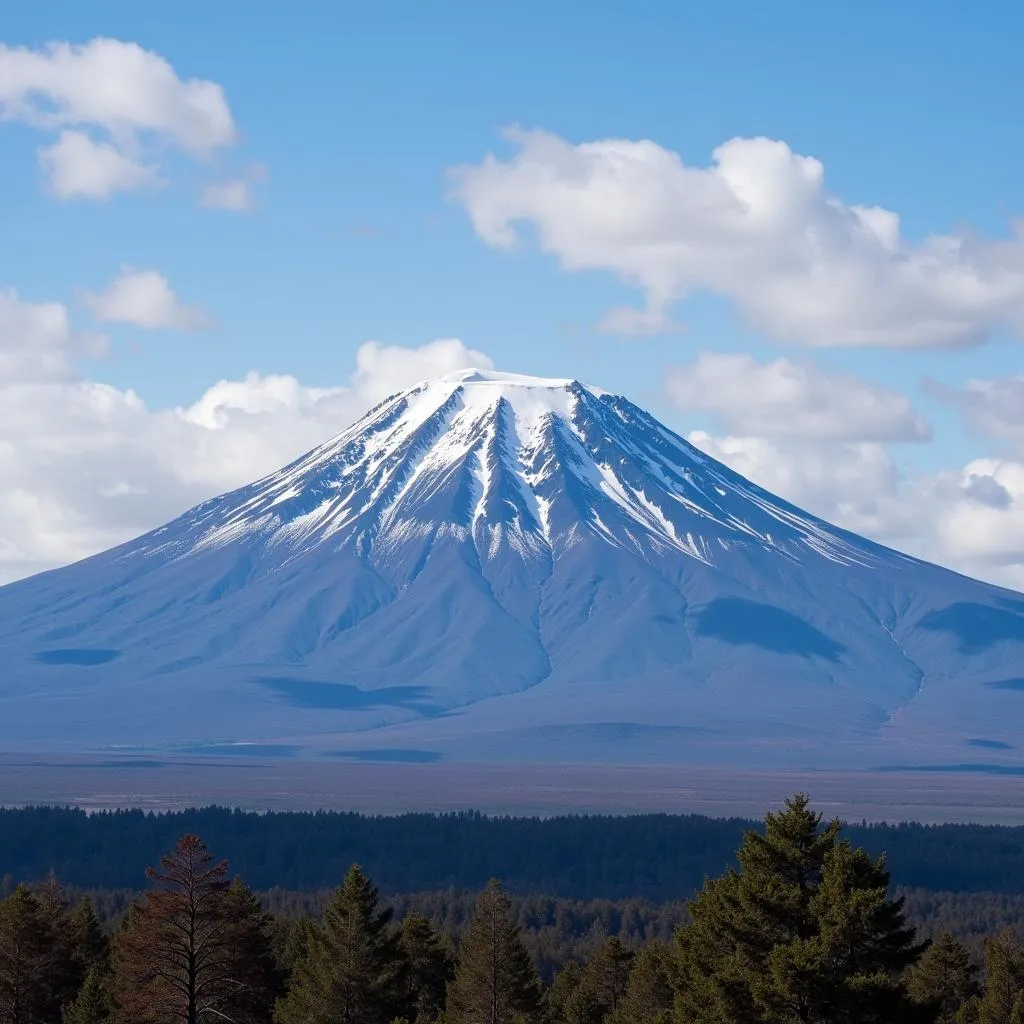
[219,879,283,1023]
[36,869,68,917]
[674,793,927,1024]
[584,937,633,1018]
[675,794,841,1024]
[0,885,56,1024]
[38,872,100,1019]
[38,871,74,1009]
[607,941,673,1024]
[550,962,588,1024]
[275,916,317,996]
[113,834,277,1024]
[550,938,634,1024]
[977,930,1024,1024]
[275,865,406,1024]
[63,967,111,1024]
[446,879,542,1024]
[559,981,604,1024]
[399,912,453,1024]
[69,899,110,975]
[907,933,980,1024]
[808,841,927,1023]
[550,960,607,1024]
[64,901,119,1024]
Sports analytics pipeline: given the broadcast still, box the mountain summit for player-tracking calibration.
[1,368,1022,767]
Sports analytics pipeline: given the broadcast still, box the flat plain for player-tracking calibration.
[1,755,1023,824]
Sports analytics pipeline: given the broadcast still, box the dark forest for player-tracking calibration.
[3,797,1024,1022]
[3,805,1024,896]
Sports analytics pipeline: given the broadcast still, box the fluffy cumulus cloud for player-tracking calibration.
[350,339,491,403]
[0,294,491,583]
[688,431,1024,592]
[666,353,931,442]
[936,459,1024,572]
[450,129,1024,347]
[0,287,107,382]
[689,432,911,539]
[675,354,1024,589]
[80,266,212,331]
[0,38,237,199]
[39,130,158,199]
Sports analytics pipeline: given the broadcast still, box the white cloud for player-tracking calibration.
[39,129,157,199]
[689,430,1024,592]
[181,373,343,431]
[0,287,107,382]
[666,352,931,442]
[925,374,1024,448]
[81,267,212,331]
[0,305,492,583]
[689,431,912,539]
[450,128,1024,347]
[0,288,77,382]
[675,362,1024,589]
[935,459,1024,574]
[200,163,267,211]
[352,338,493,403]
[0,37,238,199]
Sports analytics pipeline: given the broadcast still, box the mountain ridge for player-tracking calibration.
[0,367,1022,768]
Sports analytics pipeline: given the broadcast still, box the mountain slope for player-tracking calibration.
[1,368,1022,767]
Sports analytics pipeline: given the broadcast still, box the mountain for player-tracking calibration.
[1,368,1022,768]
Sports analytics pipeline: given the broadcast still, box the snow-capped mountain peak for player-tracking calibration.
[169,368,876,571]
[1,367,1022,769]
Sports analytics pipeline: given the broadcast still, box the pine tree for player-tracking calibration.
[63,966,111,1024]
[550,962,587,1024]
[559,983,605,1024]
[399,911,453,1024]
[0,884,57,1024]
[550,960,607,1024]
[445,879,542,1024]
[607,941,674,1024]
[113,833,277,1024]
[807,841,927,1023]
[584,937,634,1017]
[218,879,282,1024]
[38,871,100,1019]
[69,899,110,974]
[276,916,317,995]
[978,930,1024,1024]
[908,933,980,1024]
[64,900,117,1024]
[674,793,927,1024]
[275,864,406,1024]
[676,793,841,1024]
[551,938,635,1024]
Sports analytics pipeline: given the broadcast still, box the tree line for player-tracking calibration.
[3,805,1024,898]
[16,884,1024,988]
[3,795,1024,1023]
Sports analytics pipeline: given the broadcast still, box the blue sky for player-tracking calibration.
[1,1,1023,587]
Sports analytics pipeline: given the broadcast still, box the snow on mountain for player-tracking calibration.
[1,367,1022,768]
